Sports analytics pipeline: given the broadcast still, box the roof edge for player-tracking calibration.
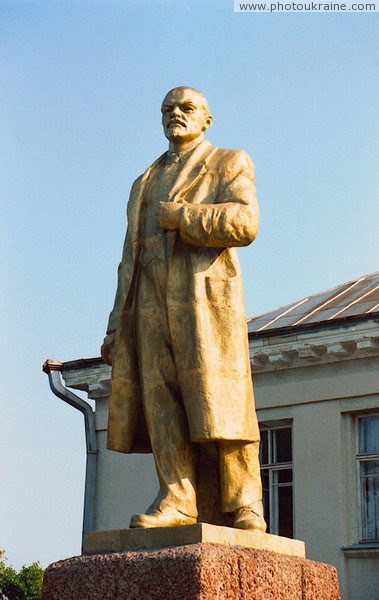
[248,312,379,339]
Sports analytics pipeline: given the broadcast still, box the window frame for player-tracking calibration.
[356,414,379,543]
[259,421,294,538]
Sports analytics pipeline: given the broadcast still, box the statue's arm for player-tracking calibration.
[100,172,144,364]
[159,150,259,248]
[105,224,132,334]
[100,228,130,365]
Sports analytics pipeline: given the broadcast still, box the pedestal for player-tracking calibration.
[84,523,305,557]
[41,526,340,600]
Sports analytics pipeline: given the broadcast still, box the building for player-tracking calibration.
[44,271,379,600]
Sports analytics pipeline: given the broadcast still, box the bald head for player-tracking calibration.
[162,86,211,118]
[161,86,213,148]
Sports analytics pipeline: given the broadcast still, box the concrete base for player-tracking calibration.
[84,523,305,558]
[42,543,340,600]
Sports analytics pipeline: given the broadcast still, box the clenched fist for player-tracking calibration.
[157,201,183,230]
[101,332,116,365]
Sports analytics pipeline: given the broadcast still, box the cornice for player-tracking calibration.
[250,320,379,372]
[62,362,111,398]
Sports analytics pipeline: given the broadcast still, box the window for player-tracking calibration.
[259,423,293,538]
[357,415,379,542]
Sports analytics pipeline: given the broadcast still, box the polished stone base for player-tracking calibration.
[83,523,305,557]
[41,542,340,600]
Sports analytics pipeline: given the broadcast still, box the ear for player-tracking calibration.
[203,114,213,131]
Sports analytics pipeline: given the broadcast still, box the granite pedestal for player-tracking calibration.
[41,525,340,600]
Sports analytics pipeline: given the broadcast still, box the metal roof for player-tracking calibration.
[248,272,379,336]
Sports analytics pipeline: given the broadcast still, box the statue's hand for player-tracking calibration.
[101,332,116,366]
[157,201,183,230]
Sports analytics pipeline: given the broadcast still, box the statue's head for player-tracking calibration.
[161,86,213,145]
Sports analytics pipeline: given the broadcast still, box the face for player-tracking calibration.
[161,88,212,144]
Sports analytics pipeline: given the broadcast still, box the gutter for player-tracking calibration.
[42,359,97,552]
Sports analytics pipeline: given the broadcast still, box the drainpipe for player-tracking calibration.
[43,359,97,552]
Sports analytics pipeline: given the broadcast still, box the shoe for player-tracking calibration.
[233,501,267,532]
[130,508,197,529]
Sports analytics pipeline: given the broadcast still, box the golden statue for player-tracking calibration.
[101,86,266,532]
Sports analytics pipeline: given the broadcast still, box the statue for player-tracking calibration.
[101,86,266,532]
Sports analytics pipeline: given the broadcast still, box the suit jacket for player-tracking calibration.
[107,139,260,453]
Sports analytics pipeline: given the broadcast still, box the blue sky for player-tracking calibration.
[1,1,378,569]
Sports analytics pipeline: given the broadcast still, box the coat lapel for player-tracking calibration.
[165,140,217,261]
[130,141,216,266]
[128,152,166,262]
[168,139,216,203]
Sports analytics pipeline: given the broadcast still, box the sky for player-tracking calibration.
[1,0,378,570]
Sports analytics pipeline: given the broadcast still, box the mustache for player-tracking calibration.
[167,118,186,127]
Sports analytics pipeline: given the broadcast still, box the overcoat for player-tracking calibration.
[106,139,260,453]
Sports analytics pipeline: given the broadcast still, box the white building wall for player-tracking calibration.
[252,350,379,600]
[92,398,157,531]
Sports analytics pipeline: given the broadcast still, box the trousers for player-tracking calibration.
[135,257,262,517]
